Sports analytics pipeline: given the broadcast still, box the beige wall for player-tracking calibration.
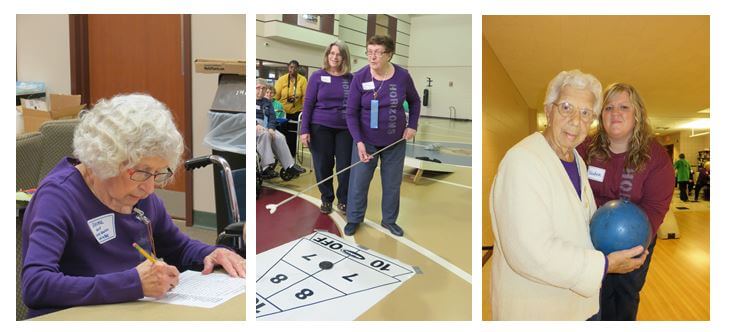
[408,15,471,120]
[191,14,246,214]
[482,31,533,245]
[256,14,411,72]
[16,15,71,94]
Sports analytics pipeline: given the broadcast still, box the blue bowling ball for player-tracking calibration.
[590,199,651,255]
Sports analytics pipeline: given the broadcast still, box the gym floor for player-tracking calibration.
[258,117,473,320]
[482,187,711,320]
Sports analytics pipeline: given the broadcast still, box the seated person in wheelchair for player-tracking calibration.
[256,78,305,180]
[20,94,245,318]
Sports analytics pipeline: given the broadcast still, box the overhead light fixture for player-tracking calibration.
[690,129,710,137]
[678,118,710,130]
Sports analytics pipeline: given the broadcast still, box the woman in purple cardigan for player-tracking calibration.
[20,94,245,318]
[343,35,421,237]
[300,40,354,214]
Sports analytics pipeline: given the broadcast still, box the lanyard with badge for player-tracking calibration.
[133,207,157,257]
[369,73,384,129]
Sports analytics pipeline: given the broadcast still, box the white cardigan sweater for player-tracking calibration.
[490,132,605,320]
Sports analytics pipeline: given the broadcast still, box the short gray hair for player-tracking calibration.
[544,69,602,115]
[73,93,184,180]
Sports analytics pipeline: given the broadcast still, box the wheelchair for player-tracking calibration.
[184,155,244,258]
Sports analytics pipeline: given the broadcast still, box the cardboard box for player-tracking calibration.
[20,94,85,133]
[194,59,245,75]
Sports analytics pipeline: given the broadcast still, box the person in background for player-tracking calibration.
[693,161,710,201]
[256,79,305,180]
[275,60,308,158]
[674,153,691,202]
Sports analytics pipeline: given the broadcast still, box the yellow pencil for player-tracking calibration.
[132,242,157,263]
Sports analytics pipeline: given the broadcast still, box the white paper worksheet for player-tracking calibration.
[141,270,245,308]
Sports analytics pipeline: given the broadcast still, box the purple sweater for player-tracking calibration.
[21,158,216,318]
[346,64,421,146]
[301,69,353,134]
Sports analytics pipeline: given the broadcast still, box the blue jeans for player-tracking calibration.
[346,140,406,224]
[599,236,657,320]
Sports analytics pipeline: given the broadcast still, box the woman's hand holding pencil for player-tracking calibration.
[133,243,180,298]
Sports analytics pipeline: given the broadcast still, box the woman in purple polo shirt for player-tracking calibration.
[301,40,353,214]
[343,35,421,237]
[20,94,245,318]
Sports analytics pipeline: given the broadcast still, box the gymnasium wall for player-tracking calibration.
[407,15,472,120]
[482,19,533,246]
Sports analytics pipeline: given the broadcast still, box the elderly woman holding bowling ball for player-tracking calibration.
[490,70,648,320]
[577,83,674,320]
[21,94,245,319]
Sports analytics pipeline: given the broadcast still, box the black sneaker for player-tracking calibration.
[320,201,333,214]
[336,202,347,212]
[290,164,306,174]
[381,222,404,237]
[261,166,278,179]
[344,223,359,236]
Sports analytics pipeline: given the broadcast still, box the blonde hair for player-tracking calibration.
[587,83,654,171]
[323,40,351,75]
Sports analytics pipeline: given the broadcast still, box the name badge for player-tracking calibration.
[321,76,331,83]
[87,213,116,245]
[362,81,375,90]
[370,100,379,129]
[256,105,261,110]
[587,166,606,182]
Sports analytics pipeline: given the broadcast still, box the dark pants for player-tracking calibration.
[309,123,353,204]
[600,237,657,320]
[694,179,709,201]
[279,111,301,159]
[346,140,406,224]
[678,181,689,201]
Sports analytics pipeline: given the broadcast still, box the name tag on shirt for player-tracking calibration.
[87,213,116,245]
[362,81,375,90]
[256,105,261,110]
[587,166,606,182]
[321,76,331,83]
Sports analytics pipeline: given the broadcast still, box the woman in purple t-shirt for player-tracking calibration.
[20,94,245,318]
[343,35,421,237]
[300,40,354,214]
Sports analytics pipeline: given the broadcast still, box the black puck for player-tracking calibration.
[319,261,334,270]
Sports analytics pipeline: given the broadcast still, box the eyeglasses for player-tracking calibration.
[552,102,595,123]
[128,168,174,184]
[365,50,388,58]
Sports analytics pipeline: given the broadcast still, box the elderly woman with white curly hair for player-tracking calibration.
[21,93,245,319]
[489,70,647,320]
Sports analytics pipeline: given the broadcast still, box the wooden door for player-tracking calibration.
[72,14,193,222]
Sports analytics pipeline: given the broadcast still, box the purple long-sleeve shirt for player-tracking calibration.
[21,158,216,318]
[301,69,353,134]
[346,64,421,146]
